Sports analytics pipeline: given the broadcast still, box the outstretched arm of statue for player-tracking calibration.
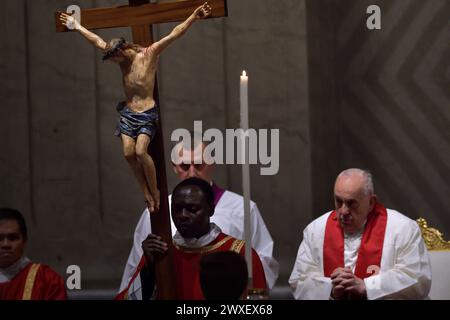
[59,13,107,50]
[148,2,212,56]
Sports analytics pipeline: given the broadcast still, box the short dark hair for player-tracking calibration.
[172,177,214,206]
[0,208,28,239]
[200,251,248,300]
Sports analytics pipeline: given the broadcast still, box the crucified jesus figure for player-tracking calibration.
[60,2,212,213]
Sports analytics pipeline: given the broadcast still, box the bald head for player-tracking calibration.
[334,168,377,234]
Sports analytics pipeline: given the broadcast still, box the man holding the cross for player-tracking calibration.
[59,2,212,213]
[116,177,266,300]
[119,138,279,295]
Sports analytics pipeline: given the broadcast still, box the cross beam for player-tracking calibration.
[55,0,227,32]
[55,0,227,300]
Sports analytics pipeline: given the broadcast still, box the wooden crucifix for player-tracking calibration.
[55,0,227,299]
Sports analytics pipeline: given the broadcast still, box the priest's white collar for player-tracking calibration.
[173,223,222,249]
[0,256,30,283]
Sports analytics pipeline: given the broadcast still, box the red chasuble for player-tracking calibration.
[323,203,388,279]
[0,263,67,300]
[117,232,267,300]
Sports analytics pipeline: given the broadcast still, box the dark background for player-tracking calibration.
[0,0,448,292]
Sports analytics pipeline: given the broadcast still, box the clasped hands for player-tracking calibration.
[331,267,367,300]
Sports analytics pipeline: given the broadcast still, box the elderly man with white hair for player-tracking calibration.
[289,168,431,300]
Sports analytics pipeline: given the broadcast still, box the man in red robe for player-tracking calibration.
[117,177,267,300]
[0,208,67,300]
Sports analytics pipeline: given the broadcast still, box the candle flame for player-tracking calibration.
[242,70,247,77]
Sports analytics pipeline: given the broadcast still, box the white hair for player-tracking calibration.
[337,168,374,195]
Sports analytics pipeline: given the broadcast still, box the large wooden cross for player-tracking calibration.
[55,0,227,299]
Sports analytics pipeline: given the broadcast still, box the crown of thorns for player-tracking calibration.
[102,38,126,61]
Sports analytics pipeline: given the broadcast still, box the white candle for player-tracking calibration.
[240,71,249,131]
[240,70,253,290]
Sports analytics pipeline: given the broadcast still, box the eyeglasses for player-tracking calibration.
[178,163,207,171]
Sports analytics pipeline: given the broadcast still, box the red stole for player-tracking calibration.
[173,233,266,299]
[116,232,267,300]
[0,263,67,300]
[323,203,387,279]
